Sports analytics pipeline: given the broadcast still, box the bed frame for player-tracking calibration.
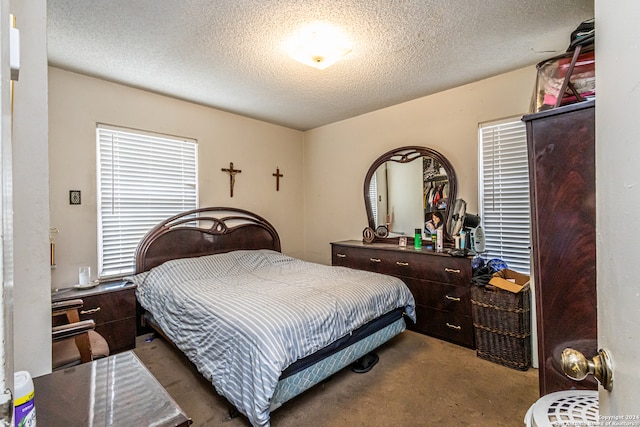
[133,207,408,423]
[135,206,281,273]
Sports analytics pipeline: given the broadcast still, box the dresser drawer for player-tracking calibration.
[78,289,136,325]
[388,252,471,286]
[333,244,471,285]
[403,277,471,316]
[332,245,388,273]
[412,305,475,348]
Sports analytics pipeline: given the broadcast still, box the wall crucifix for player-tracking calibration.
[272,167,283,191]
[221,162,242,197]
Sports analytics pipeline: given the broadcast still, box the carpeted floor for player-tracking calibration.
[134,330,538,426]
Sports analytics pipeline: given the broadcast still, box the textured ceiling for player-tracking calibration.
[47,1,594,131]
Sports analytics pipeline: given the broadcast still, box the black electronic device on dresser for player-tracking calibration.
[333,145,475,348]
[52,281,137,354]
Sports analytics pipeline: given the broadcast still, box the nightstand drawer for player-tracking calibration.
[95,319,136,353]
[78,289,136,325]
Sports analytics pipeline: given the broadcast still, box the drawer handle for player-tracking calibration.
[445,295,461,302]
[80,307,101,315]
[446,322,461,330]
[396,261,409,266]
[336,253,347,258]
[444,268,461,274]
[369,258,381,263]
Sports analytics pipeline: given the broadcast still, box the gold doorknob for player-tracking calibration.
[561,347,613,391]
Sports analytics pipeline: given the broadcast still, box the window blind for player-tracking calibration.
[479,119,531,274]
[369,173,378,225]
[97,124,198,278]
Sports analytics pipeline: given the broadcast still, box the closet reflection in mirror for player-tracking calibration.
[364,146,457,241]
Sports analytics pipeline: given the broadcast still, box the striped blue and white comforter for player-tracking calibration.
[130,249,415,427]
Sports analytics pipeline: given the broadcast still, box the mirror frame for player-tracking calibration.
[363,146,458,242]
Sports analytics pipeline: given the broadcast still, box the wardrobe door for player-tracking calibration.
[524,101,597,396]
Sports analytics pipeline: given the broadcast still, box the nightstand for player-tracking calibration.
[52,281,137,354]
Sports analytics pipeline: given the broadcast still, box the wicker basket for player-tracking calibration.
[470,284,531,371]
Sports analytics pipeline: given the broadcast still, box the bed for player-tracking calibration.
[129,207,416,427]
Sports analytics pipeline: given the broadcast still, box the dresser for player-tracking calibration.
[52,281,137,354]
[523,100,597,395]
[331,240,474,348]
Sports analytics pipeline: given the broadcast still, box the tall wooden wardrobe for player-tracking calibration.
[522,100,598,396]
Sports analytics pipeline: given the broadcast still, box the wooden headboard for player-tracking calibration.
[134,207,281,273]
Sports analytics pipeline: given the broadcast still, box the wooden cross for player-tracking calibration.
[221,162,242,197]
[272,167,283,191]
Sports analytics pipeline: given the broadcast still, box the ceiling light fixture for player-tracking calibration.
[288,25,352,70]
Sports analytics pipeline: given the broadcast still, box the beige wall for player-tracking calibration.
[303,66,536,264]
[48,67,304,289]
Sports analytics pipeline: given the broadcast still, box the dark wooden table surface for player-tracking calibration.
[34,350,191,426]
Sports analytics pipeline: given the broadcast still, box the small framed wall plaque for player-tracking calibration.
[69,190,81,205]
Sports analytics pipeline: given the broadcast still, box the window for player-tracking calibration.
[97,124,198,278]
[479,119,531,274]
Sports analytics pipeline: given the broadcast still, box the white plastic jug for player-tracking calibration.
[14,371,36,427]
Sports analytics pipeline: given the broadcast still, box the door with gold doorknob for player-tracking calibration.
[592,3,640,415]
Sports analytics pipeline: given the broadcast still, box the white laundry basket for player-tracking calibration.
[524,390,598,427]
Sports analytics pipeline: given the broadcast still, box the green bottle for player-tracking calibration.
[414,228,422,249]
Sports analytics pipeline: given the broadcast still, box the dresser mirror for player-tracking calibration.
[364,146,457,242]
